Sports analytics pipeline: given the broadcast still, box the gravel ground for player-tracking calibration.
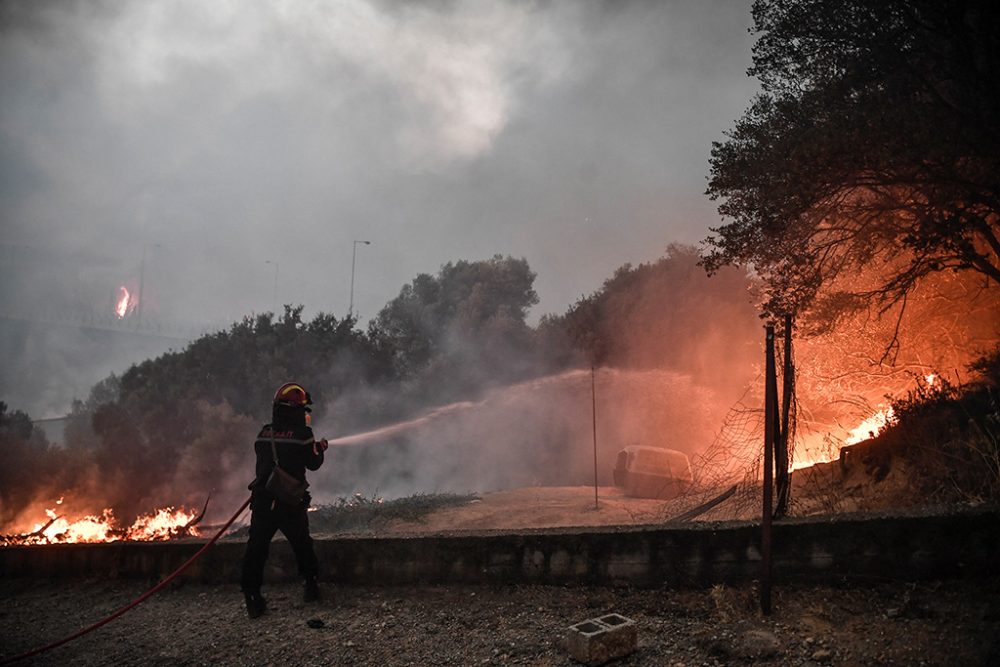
[2,576,998,666]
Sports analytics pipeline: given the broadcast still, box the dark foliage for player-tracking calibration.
[104,308,389,516]
[0,402,52,525]
[881,345,1000,501]
[369,255,542,404]
[703,0,1000,322]
[546,244,759,395]
[13,308,395,522]
[120,306,390,425]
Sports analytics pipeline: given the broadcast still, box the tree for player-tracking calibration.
[26,307,394,521]
[703,0,1000,325]
[550,245,760,395]
[792,268,1000,439]
[371,255,539,380]
[0,402,53,526]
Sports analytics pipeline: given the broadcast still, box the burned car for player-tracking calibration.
[612,446,693,500]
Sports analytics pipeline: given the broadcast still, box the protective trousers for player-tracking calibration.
[240,501,319,592]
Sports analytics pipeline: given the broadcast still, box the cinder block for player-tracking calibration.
[565,613,637,665]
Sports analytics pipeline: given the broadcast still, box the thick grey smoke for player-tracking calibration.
[0,0,757,417]
[312,367,723,500]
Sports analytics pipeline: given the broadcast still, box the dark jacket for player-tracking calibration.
[250,422,324,508]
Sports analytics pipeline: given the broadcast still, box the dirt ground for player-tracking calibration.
[329,487,682,537]
[307,448,932,539]
[307,476,948,539]
[2,576,998,666]
[4,483,998,666]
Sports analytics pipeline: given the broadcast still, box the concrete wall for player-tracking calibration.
[2,508,997,588]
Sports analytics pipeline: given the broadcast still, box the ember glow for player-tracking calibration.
[114,285,135,319]
[10,502,200,545]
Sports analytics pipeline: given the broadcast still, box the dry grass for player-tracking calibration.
[309,492,480,533]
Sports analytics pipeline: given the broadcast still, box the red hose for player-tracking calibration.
[1,496,251,665]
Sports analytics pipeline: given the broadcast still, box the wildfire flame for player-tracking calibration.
[789,369,947,472]
[790,405,898,471]
[37,509,116,543]
[11,502,200,545]
[127,507,201,541]
[844,406,895,445]
[115,286,135,319]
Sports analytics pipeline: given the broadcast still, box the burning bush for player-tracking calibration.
[875,346,1000,503]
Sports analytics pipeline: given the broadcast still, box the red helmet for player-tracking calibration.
[273,382,312,409]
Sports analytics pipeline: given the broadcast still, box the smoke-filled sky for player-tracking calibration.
[0,0,758,415]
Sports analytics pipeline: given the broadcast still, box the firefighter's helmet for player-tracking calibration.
[273,382,312,409]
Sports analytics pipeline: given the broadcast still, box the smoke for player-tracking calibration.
[1,1,759,418]
[312,367,723,500]
[0,320,185,420]
[88,0,575,166]
[1,2,771,530]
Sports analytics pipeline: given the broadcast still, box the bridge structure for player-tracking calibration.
[0,306,232,433]
[0,307,228,343]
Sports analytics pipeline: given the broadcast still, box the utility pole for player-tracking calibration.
[591,364,599,510]
[775,313,794,517]
[761,324,776,615]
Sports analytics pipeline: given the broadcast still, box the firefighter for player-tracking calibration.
[241,382,329,619]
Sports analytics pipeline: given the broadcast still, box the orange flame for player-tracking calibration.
[15,502,199,544]
[127,507,199,541]
[33,509,116,543]
[790,405,897,471]
[844,406,894,445]
[114,286,135,319]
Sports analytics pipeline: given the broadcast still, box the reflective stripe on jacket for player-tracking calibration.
[250,423,324,506]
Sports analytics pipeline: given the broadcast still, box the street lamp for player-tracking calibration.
[349,240,372,318]
[265,260,279,314]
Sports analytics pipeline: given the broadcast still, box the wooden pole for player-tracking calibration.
[592,364,599,510]
[762,324,776,614]
[776,313,793,517]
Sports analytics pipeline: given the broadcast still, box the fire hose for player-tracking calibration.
[0,496,252,665]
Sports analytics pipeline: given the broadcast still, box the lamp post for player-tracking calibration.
[265,260,279,314]
[349,240,371,318]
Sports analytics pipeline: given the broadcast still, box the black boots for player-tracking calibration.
[244,590,267,619]
[303,576,321,602]
[244,580,317,617]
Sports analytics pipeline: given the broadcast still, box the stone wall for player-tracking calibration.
[2,508,997,587]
